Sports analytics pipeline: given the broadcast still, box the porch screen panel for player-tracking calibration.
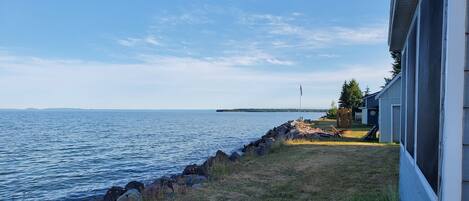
[416,0,443,193]
[406,21,417,157]
[401,49,407,145]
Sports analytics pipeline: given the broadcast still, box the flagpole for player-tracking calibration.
[299,85,302,120]
[300,94,302,119]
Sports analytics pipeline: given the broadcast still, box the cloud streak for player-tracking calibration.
[117,35,161,47]
[0,52,388,109]
[240,14,387,49]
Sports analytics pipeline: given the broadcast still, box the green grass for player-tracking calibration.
[172,140,399,201]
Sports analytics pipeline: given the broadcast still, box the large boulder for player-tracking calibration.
[116,189,142,201]
[263,129,278,138]
[125,181,144,193]
[256,143,269,156]
[242,144,257,155]
[275,125,290,136]
[103,186,126,201]
[182,174,208,186]
[182,164,206,176]
[142,176,178,200]
[154,176,175,193]
[198,150,232,176]
[264,137,275,147]
[203,150,230,167]
[229,152,241,162]
[214,150,229,160]
[285,129,300,140]
[141,183,160,200]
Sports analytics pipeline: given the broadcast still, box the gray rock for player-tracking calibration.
[202,150,230,168]
[242,144,256,155]
[183,174,208,186]
[286,129,299,140]
[154,176,175,193]
[275,125,289,136]
[103,186,126,201]
[229,152,241,162]
[264,138,275,147]
[256,143,268,156]
[125,181,144,193]
[117,189,142,201]
[141,183,160,200]
[182,164,206,176]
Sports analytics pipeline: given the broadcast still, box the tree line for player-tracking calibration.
[325,50,401,119]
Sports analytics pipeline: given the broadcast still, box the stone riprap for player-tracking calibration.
[101,120,339,201]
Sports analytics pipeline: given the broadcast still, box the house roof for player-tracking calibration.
[376,73,402,99]
[363,92,379,100]
[388,0,418,51]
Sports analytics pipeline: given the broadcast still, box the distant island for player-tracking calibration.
[216,108,328,112]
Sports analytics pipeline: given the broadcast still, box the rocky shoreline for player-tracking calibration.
[100,120,340,201]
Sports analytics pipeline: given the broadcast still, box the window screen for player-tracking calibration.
[401,49,407,145]
[416,0,443,193]
[406,21,417,157]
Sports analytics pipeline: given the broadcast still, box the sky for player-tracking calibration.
[0,0,392,109]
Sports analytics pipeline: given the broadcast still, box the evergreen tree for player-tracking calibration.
[385,50,401,84]
[364,86,370,96]
[339,81,350,108]
[348,79,363,112]
[338,79,363,113]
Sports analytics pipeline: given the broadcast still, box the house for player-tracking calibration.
[388,0,466,200]
[375,74,401,143]
[359,92,379,126]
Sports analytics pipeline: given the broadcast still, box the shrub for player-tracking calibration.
[325,101,338,119]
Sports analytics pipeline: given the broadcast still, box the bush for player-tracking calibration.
[325,101,338,119]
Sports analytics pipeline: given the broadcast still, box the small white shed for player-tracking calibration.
[375,74,401,143]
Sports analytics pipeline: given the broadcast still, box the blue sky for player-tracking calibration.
[0,0,392,109]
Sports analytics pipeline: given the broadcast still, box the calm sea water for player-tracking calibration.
[0,110,323,200]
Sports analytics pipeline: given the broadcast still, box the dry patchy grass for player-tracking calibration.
[173,140,399,201]
[310,119,373,141]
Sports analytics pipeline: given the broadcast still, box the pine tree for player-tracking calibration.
[348,79,363,112]
[339,81,350,108]
[385,50,402,84]
[339,79,363,113]
[364,86,370,96]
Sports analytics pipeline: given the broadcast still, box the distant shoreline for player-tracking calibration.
[0,108,329,113]
[216,108,328,112]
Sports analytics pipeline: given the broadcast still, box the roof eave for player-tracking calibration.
[388,0,419,51]
[375,73,402,99]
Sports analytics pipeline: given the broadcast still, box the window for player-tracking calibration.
[401,48,407,145]
[415,0,443,193]
[406,20,417,157]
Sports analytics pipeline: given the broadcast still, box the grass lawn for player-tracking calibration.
[174,141,399,201]
[159,120,399,201]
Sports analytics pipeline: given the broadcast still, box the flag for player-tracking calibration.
[300,85,302,96]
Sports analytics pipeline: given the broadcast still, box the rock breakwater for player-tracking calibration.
[101,120,339,201]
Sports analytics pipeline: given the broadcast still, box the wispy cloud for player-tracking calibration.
[117,35,161,47]
[0,51,388,108]
[240,14,387,49]
[153,9,214,26]
[316,53,340,58]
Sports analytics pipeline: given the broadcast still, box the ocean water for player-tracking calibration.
[0,110,323,200]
